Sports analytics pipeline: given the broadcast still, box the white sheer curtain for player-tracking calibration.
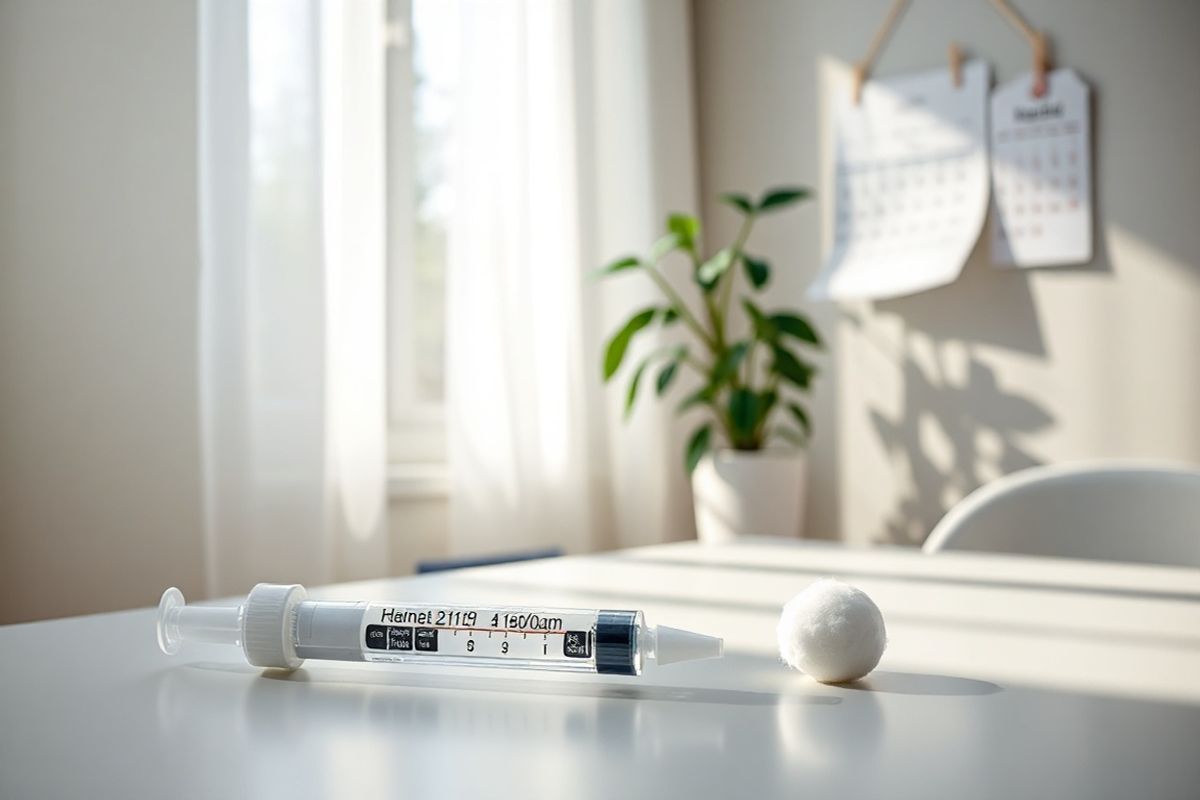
[447,0,699,556]
[198,0,388,596]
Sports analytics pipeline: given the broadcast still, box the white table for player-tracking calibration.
[3,539,1200,799]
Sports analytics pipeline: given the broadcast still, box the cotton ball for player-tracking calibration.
[777,579,887,683]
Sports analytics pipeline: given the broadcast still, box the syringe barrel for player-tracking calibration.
[294,600,367,662]
[331,602,645,676]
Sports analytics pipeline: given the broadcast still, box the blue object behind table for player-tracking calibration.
[415,547,563,574]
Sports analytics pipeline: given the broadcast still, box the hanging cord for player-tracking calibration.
[948,42,964,87]
[852,0,1053,102]
[852,0,910,104]
[989,0,1051,97]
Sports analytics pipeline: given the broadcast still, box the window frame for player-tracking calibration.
[384,0,447,478]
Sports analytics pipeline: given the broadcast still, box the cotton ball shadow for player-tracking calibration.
[777,579,887,684]
[775,685,885,771]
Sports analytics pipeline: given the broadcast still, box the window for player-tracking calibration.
[385,0,457,470]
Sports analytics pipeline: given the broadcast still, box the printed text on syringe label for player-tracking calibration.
[360,604,594,661]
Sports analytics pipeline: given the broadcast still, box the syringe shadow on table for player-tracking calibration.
[176,657,840,708]
[152,656,844,779]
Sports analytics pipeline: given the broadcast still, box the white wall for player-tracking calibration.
[0,0,206,622]
[693,0,1200,544]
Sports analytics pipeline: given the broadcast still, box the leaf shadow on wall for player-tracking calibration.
[846,251,1057,546]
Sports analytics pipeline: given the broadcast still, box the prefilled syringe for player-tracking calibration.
[156,584,723,676]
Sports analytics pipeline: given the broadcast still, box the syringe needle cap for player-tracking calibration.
[654,626,724,666]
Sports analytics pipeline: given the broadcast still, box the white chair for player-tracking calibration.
[923,461,1200,568]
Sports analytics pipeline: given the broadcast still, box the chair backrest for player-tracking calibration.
[923,461,1200,568]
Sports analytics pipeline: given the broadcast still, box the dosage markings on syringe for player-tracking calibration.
[366,607,592,659]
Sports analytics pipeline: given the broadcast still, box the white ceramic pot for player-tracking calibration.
[691,449,807,543]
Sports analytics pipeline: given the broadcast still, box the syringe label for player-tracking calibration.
[365,624,414,651]
[388,627,413,651]
[563,631,591,658]
[365,625,388,650]
[414,627,439,652]
[360,603,601,665]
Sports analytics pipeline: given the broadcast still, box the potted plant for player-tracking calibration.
[596,187,822,542]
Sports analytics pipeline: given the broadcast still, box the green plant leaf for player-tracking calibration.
[743,255,770,289]
[757,186,812,212]
[770,343,815,389]
[711,341,749,385]
[788,402,812,435]
[697,248,734,290]
[729,388,760,441]
[667,214,700,252]
[649,233,679,263]
[677,385,715,413]
[771,312,822,347]
[625,359,650,419]
[773,427,807,447]
[656,360,679,395]
[662,307,680,325]
[603,307,656,381]
[594,255,640,278]
[720,193,755,215]
[685,424,712,473]
[742,298,777,340]
[760,389,779,420]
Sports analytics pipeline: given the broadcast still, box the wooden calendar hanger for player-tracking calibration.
[988,0,1051,98]
[851,0,910,104]
[852,0,1053,104]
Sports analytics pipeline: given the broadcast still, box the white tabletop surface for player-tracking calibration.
[3,538,1200,799]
